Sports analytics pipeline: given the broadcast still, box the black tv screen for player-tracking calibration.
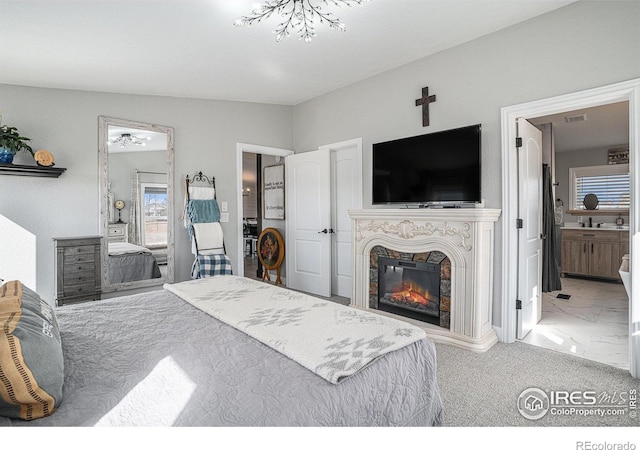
[372,124,481,205]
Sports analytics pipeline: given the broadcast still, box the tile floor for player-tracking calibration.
[519,276,629,370]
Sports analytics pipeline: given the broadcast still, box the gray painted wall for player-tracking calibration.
[291,1,640,327]
[0,85,292,304]
[1,1,639,332]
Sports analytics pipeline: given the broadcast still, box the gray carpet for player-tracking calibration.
[435,341,639,426]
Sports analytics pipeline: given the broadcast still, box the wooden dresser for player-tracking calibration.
[54,236,102,306]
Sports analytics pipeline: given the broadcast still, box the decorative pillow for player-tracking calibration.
[0,280,63,420]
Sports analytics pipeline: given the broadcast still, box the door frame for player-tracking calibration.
[500,78,640,378]
[235,143,294,277]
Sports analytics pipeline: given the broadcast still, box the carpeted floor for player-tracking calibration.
[435,341,639,427]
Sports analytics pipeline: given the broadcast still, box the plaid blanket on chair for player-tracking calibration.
[191,254,233,279]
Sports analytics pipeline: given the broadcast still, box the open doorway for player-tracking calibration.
[500,78,640,379]
[521,102,630,369]
[235,143,293,279]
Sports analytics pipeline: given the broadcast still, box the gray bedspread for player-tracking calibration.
[5,289,443,427]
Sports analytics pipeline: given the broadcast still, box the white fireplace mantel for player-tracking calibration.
[349,208,501,352]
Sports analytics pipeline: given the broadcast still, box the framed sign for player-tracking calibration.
[263,164,285,220]
[608,147,629,165]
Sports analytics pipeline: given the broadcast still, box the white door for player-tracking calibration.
[516,117,543,339]
[325,139,363,298]
[285,149,332,297]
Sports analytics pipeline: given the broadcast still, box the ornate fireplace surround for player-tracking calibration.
[349,208,501,352]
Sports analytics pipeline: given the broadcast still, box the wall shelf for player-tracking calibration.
[0,163,66,178]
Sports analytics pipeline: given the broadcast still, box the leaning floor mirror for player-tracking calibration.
[98,116,175,292]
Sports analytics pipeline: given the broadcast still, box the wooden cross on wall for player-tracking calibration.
[415,86,436,127]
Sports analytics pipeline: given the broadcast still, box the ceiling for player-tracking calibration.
[0,0,575,106]
[108,126,168,153]
[530,102,629,153]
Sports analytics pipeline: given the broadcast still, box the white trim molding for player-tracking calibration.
[500,78,640,379]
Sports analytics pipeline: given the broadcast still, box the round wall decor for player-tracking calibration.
[583,193,599,210]
[257,227,285,284]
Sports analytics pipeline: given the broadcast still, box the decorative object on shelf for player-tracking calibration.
[258,227,285,284]
[607,147,629,165]
[34,149,55,167]
[583,193,599,210]
[616,215,624,228]
[109,133,150,148]
[115,199,125,223]
[0,113,35,164]
[234,0,370,42]
[0,148,13,164]
[415,86,437,127]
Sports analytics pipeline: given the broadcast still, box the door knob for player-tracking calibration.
[318,228,328,234]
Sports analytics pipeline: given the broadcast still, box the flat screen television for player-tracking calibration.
[372,124,481,206]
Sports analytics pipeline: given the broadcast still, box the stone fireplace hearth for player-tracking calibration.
[349,208,501,352]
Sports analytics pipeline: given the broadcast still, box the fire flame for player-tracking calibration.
[390,282,431,305]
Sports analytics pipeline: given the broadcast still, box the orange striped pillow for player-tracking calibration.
[0,280,63,420]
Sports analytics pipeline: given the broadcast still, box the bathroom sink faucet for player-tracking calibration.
[588,217,593,228]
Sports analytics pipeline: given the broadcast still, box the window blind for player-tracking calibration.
[575,173,630,209]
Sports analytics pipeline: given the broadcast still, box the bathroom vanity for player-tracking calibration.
[560,226,629,280]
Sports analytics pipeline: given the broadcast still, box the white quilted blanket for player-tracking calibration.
[164,276,427,384]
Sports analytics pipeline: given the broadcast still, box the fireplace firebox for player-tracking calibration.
[377,257,440,325]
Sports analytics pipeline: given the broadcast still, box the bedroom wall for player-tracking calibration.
[291,1,640,328]
[0,84,292,304]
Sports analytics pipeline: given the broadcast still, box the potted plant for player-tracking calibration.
[0,114,34,164]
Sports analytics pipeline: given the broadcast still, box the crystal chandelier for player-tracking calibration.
[109,133,150,148]
[234,0,370,43]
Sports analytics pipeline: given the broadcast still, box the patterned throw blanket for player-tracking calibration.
[164,276,427,384]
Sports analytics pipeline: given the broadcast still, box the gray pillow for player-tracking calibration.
[0,280,63,420]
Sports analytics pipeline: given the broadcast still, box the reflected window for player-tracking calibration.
[140,183,168,248]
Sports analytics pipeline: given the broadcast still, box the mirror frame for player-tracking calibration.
[98,116,175,292]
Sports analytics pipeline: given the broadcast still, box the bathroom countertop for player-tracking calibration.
[561,224,629,231]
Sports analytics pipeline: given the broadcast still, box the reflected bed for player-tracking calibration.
[107,242,161,284]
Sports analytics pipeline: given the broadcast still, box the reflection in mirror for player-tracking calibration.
[99,116,174,292]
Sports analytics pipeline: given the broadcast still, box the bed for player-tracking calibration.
[107,242,162,284]
[1,276,443,427]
